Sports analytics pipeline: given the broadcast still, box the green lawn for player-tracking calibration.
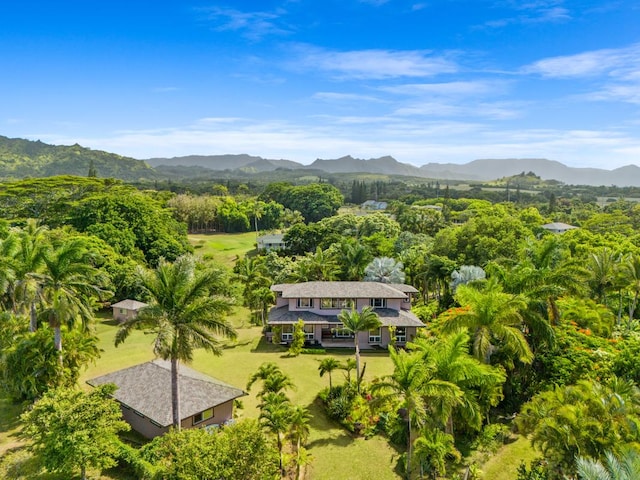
[189,232,257,267]
[479,435,538,480]
[80,314,402,480]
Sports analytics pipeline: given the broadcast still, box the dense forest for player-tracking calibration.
[2,172,640,479]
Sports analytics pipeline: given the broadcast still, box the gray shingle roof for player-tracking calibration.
[271,282,410,299]
[110,299,148,310]
[541,222,577,230]
[87,360,245,427]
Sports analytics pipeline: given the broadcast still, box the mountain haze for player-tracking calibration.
[0,135,156,181]
[3,135,640,186]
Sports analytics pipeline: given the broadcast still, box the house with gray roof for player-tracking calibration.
[87,360,245,439]
[268,281,424,348]
[257,233,286,252]
[110,299,148,323]
[541,222,578,234]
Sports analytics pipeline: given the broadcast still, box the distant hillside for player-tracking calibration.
[419,158,640,186]
[145,154,303,171]
[0,135,156,181]
[306,155,423,176]
[4,135,640,186]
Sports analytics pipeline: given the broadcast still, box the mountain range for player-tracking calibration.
[147,153,640,186]
[2,135,640,186]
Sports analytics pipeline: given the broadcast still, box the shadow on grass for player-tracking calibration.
[304,398,355,449]
[0,397,24,436]
[222,339,254,350]
[251,336,287,353]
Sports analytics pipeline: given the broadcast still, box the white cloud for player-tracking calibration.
[381,80,501,97]
[198,6,291,41]
[291,45,458,79]
[524,43,640,78]
[312,92,386,103]
[35,117,640,170]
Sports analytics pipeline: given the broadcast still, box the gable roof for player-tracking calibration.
[257,233,285,243]
[268,305,424,328]
[111,299,148,310]
[541,222,577,231]
[87,360,245,427]
[271,281,411,299]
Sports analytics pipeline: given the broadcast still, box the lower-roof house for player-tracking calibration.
[268,281,424,349]
[87,359,245,439]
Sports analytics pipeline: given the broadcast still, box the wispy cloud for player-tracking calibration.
[312,92,386,103]
[198,6,291,41]
[480,0,571,28]
[291,45,458,79]
[380,80,502,97]
[523,43,640,104]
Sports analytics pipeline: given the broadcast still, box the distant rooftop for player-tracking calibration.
[111,299,148,310]
[271,281,416,299]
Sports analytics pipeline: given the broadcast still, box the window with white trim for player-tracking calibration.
[396,327,407,343]
[369,327,381,343]
[334,324,353,338]
[304,324,314,340]
[320,298,355,309]
[370,298,387,308]
[281,324,294,341]
[193,407,214,424]
[297,298,314,308]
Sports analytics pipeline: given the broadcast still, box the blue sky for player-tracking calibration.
[1,1,639,168]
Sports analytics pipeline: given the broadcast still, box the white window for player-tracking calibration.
[334,325,353,338]
[369,328,381,343]
[194,408,214,424]
[370,298,387,308]
[304,324,314,340]
[281,324,293,341]
[119,308,126,314]
[297,298,314,308]
[396,327,407,343]
[320,298,355,309]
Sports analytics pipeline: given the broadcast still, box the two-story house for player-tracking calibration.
[267,281,424,349]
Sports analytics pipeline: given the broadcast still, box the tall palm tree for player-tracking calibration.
[259,391,292,475]
[588,247,621,307]
[247,362,294,396]
[409,329,506,437]
[288,404,312,480]
[372,347,461,479]
[337,306,381,388]
[318,357,341,392]
[11,220,48,332]
[441,279,531,366]
[37,238,108,363]
[0,229,18,309]
[621,253,640,326]
[115,255,236,429]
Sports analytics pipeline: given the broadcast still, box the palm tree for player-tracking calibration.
[337,306,381,388]
[413,429,460,480]
[318,357,341,392]
[441,279,531,366]
[576,449,640,480]
[588,247,621,307]
[288,404,312,480]
[11,220,48,332]
[259,391,292,475]
[409,329,506,437]
[372,347,461,479]
[115,255,236,429]
[364,257,406,283]
[247,362,294,396]
[0,229,18,309]
[621,253,640,326]
[337,240,371,281]
[37,238,108,364]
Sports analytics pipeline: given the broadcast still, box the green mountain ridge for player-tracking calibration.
[0,135,157,181]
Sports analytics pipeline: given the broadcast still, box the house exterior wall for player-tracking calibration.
[119,400,235,439]
[120,405,168,439]
[112,308,140,323]
[285,297,405,315]
[182,400,234,429]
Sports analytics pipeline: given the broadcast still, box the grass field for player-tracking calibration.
[190,231,257,267]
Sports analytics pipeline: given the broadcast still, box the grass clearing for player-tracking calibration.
[189,232,257,267]
[479,435,537,480]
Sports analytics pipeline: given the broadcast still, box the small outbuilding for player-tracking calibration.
[110,299,148,322]
[541,222,578,234]
[257,233,286,252]
[87,360,246,439]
